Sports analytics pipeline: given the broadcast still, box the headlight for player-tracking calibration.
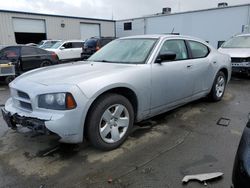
[38,93,77,110]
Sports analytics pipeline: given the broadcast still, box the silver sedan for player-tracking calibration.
[1,35,231,150]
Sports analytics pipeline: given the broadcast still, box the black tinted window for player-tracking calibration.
[72,42,84,48]
[188,41,209,58]
[0,47,20,60]
[21,47,38,56]
[63,43,73,49]
[85,39,98,48]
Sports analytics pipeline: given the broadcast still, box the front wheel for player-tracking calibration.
[86,94,134,151]
[208,71,226,101]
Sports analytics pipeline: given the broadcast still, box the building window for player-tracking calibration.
[217,41,225,49]
[124,22,132,31]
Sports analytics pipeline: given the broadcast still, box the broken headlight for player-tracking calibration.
[38,93,76,110]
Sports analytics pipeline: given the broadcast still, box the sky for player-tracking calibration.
[0,0,250,20]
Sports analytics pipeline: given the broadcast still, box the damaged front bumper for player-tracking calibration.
[1,108,49,134]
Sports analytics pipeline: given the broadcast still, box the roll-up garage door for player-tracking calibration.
[80,23,100,40]
[13,18,46,44]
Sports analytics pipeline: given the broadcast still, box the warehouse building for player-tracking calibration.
[0,10,115,45]
[116,3,250,48]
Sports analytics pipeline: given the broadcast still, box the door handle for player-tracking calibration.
[187,65,193,68]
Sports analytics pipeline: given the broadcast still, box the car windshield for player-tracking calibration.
[88,38,157,64]
[37,41,45,46]
[222,36,250,48]
[50,41,64,49]
[85,39,98,48]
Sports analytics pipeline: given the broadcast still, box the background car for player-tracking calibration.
[0,45,59,77]
[81,37,116,59]
[37,40,61,49]
[232,116,250,188]
[46,40,85,61]
[219,34,250,76]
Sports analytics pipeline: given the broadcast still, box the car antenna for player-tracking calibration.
[171,27,175,34]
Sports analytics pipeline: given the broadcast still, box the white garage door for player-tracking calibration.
[13,18,46,33]
[80,23,100,40]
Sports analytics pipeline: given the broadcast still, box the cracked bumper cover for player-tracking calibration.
[2,97,88,144]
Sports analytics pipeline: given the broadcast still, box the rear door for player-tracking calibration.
[186,40,212,94]
[21,46,42,71]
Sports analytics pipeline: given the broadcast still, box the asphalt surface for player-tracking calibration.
[0,76,249,188]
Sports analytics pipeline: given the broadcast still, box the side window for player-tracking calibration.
[159,40,188,61]
[0,47,20,60]
[72,42,84,48]
[63,42,73,49]
[188,41,209,58]
[21,47,37,56]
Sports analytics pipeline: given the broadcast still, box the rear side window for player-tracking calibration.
[72,42,84,48]
[188,41,210,58]
[21,47,38,56]
[0,47,20,59]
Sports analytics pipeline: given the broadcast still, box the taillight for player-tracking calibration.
[96,45,100,51]
[51,52,59,61]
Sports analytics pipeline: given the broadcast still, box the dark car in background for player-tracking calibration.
[232,116,250,188]
[81,37,116,60]
[0,45,59,84]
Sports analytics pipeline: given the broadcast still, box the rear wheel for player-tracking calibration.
[86,94,134,151]
[40,60,51,67]
[208,71,226,101]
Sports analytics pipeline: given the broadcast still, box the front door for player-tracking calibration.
[151,39,195,110]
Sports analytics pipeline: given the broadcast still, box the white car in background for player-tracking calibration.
[38,40,61,49]
[46,40,85,61]
[219,34,250,76]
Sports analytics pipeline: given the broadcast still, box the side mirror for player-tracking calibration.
[156,51,176,63]
[59,46,65,50]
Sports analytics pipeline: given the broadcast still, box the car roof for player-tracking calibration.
[63,40,85,43]
[120,34,206,42]
[235,33,250,37]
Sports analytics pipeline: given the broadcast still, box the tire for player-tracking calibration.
[40,60,51,67]
[208,71,226,102]
[5,76,15,84]
[86,93,134,151]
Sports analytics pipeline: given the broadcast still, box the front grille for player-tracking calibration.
[11,89,33,111]
[231,57,250,63]
[19,101,32,110]
[17,91,30,99]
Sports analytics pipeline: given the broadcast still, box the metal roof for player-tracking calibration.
[117,3,250,21]
[0,9,115,22]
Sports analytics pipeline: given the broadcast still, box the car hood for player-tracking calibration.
[13,61,136,86]
[218,48,250,58]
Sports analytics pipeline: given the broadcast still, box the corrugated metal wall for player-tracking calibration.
[0,11,115,45]
[116,5,250,48]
